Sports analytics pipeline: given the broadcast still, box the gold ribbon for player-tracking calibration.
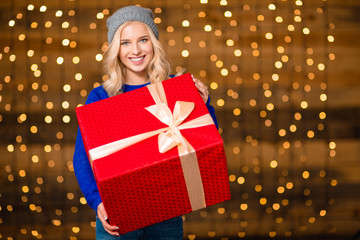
[88,82,214,211]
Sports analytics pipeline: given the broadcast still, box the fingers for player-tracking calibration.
[97,202,120,236]
[192,75,209,103]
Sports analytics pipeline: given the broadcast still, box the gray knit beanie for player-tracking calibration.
[106,5,159,44]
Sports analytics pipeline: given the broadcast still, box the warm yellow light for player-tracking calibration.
[73,56,80,64]
[27,4,35,11]
[270,160,278,168]
[290,125,297,132]
[226,39,234,46]
[181,50,189,57]
[300,101,308,109]
[240,203,248,211]
[320,93,327,101]
[224,11,232,17]
[286,182,294,189]
[327,35,335,42]
[277,186,285,194]
[217,207,225,214]
[63,84,71,92]
[265,32,273,39]
[255,185,262,192]
[277,46,285,53]
[329,141,336,149]
[166,26,174,32]
[266,103,274,111]
[215,60,223,68]
[320,210,326,216]
[275,61,282,68]
[32,155,39,163]
[95,54,103,61]
[61,21,70,30]
[62,39,70,46]
[204,25,212,32]
[19,34,26,41]
[233,108,241,116]
[57,57,64,65]
[264,90,272,97]
[182,20,190,27]
[234,49,242,57]
[268,4,276,10]
[296,0,303,6]
[275,16,283,23]
[220,0,227,5]
[249,99,257,107]
[294,16,302,22]
[272,73,279,81]
[44,116,52,124]
[237,177,245,184]
[27,50,34,57]
[74,73,82,81]
[307,130,315,138]
[217,99,225,107]
[72,227,80,233]
[62,101,70,109]
[40,5,47,12]
[257,15,264,21]
[31,64,38,71]
[9,20,15,27]
[318,63,325,71]
[221,68,228,76]
[272,203,280,210]
[97,12,104,19]
[55,10,63,17]
[302,171,310,179]
[30,126,38,133]
[210,82,218,89]
[303,28,310,35]
[229,175,236,182]
[259,198,267,205]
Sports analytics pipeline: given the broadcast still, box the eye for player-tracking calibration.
[121,41,130,46]
[140,38,148,43]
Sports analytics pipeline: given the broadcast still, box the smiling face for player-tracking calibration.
[118,21,154,83]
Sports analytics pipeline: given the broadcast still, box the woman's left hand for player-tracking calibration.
[192,75,209,103]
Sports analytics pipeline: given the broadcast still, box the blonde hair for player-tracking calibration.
[102,21,171,97]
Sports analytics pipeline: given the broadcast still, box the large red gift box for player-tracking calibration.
[75,73,230,234]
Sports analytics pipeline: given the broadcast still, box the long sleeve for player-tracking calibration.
[205,96,219,129]
[73,87,109,211]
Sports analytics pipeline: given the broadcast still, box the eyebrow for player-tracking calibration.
[120,35,150,42]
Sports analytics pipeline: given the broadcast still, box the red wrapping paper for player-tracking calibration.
[75,73,230,234]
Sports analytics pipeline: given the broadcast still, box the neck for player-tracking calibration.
[124,71,149,85]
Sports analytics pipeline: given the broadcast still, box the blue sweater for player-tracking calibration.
[73,83,219,211]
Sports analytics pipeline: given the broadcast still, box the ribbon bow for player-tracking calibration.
[145,101,194,154]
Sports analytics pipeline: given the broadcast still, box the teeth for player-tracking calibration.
[131,57,144,62]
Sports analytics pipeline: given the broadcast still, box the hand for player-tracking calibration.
[97,202,120,236]
[192,75,209,103]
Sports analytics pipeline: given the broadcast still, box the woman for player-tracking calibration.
[73,5,218,239]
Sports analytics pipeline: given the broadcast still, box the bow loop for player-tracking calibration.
[145,103,173,126]
[173,101,195,127]
[146,101,195,153]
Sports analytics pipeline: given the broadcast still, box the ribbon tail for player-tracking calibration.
[178,113,214,130]
[178,141,206,211]
[89,127,168,161]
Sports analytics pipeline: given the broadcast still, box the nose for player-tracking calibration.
[132,43,141,55]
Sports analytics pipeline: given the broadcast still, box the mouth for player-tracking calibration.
[129,56,145,63]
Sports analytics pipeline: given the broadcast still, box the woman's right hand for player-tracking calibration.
[97,202,120,236]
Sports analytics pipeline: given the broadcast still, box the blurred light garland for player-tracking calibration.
[0,0,344,239]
